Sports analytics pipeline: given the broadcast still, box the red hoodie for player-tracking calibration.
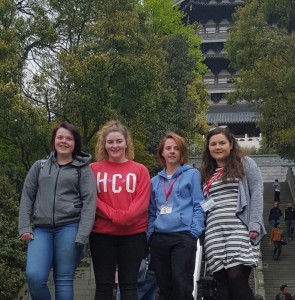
[90,160,151,235]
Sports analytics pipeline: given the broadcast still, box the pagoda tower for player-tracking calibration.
[177,0,260,144]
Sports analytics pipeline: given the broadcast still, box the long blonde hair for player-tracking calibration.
[95,120,134,161]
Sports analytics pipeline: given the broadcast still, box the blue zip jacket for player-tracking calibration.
[147,164,205,238]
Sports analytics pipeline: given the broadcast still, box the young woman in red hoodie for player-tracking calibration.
[90,120,151,300]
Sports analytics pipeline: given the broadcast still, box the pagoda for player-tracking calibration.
[177,0,260,146]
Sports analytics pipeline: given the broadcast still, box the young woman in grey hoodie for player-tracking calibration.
[18,122,96,300]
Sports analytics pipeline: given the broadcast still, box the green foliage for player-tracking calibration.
[226,0,295,159]
[0,1,209,295]
[0,0,208,169]
[133,139,158,174]
[142,0,209,152]
[143,0,207,74]
[0,167,26,299]
[0,96,51,172]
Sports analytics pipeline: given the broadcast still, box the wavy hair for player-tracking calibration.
[200,126,245,185]
[95,120,134,161]
[157,132,188,168]
[51,122,81,157]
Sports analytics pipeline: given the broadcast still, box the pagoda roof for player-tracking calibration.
[207,104,260,124]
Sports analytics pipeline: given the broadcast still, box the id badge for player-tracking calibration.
[160,204,173,214]
[200,196,216,212]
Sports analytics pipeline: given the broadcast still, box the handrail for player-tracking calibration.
[193,239,203,299]
[287,166,295,201]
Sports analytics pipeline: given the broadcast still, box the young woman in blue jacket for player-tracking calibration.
[148,132,205,300]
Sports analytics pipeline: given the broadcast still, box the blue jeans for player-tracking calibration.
[270,219,280,228]
[26,223,84,300]
[286,220,295,239]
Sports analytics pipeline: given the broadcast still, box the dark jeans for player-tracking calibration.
[273,241,282,260]
[213,265,254,300]
[274,191,280,202]
[285,220,295,239]
[150,232,197,300]
[90,232,146,300]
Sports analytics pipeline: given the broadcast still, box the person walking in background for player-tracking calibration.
[18,122,97,300]
[284,202,295,242]
[200,125,266,300]
[273,179,281,202]
[90,120,151,300]
[269,224,284,261]
[275,284,292,300]
[148,132,205,300]
[269,202,282,228]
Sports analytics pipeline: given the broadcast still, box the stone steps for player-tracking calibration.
[260,182,295,299]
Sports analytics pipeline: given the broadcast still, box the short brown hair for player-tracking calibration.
[51,122,81,157]
[95,120,134,161]
[156,132,188,167]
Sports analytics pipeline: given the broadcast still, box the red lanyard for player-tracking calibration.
[162,174,180,202]
[206,168,224,195]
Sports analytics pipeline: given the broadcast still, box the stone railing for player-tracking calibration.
[253,251,266,299]
[15,283,30,300]
[205,82,235,93]
[198,31,229,42]
[236,134,261,150]
[16,257,94,300]
[287,166,295,201]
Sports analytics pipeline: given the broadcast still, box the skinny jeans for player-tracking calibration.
[26,223,84,300]
[90,232,146,300]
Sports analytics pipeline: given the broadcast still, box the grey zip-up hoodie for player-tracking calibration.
[18,151,97,244]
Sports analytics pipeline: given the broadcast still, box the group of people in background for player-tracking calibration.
[18,121,266,300]
[268,197,295,260]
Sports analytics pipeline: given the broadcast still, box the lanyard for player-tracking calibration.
[162,174,180,202]
[206,168,224,195]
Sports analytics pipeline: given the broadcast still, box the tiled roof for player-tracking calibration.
[207,111,259,124]
[206,104,260,124]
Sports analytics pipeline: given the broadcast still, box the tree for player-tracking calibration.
[0,0,52,187]
[18,0,169,159]
[143,0,209,152]
[0,167,26,299]
[1,0,208,175]
[226,0,295,159]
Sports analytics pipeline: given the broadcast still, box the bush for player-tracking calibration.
[0,167,26,299]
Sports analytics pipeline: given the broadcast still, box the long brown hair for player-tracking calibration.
[200,126,245,185]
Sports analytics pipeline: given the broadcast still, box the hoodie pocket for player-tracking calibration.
[73,199,83,208]
[154,212,185,232]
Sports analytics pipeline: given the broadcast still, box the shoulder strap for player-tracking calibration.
[40,159,47,169]
[36,159,47,191]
